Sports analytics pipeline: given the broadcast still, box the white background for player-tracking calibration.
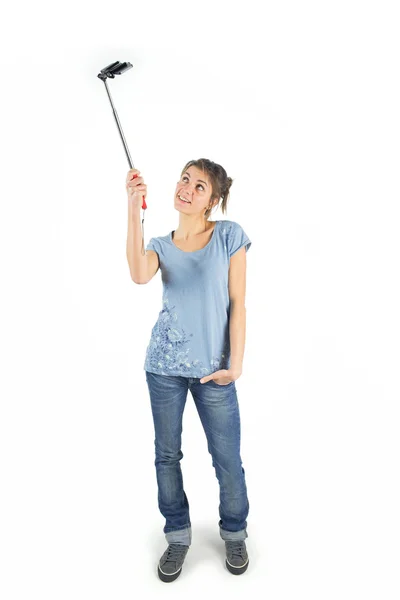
[1,0,399,597]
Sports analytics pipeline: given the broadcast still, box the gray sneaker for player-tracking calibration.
[158,543,190,582]
[225,540,249,575]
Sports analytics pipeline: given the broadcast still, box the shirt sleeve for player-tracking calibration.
[228,222,252,257]
[146,237,157,252]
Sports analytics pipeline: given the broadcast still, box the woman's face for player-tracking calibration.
[175,165,213,213]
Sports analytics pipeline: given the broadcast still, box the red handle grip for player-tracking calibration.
[131,173,147,210]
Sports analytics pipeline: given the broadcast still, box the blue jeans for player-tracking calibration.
[145,371,250,547]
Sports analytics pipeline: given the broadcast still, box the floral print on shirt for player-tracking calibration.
[144,295,230,377]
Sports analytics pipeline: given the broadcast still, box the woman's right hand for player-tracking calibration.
[126,168,147,210]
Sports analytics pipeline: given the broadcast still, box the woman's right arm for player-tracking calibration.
[126,168,148,284]
[126,203,148,283]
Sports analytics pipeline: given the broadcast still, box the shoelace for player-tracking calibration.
[226,541,247,559]
[164,543,188,562]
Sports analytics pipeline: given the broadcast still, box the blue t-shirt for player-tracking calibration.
[143,219,251,378]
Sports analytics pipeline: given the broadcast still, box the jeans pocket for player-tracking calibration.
[210,379,234,387]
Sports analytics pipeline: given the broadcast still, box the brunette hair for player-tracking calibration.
[180,158,233,219]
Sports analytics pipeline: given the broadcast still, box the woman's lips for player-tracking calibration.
[177,195,191,204]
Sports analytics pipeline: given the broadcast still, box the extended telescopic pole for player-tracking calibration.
[97,61,147,254]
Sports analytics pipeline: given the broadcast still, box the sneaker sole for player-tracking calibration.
[225,557,249,575]
[158,564,182,582]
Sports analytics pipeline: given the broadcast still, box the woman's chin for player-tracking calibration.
[175,201,191,211]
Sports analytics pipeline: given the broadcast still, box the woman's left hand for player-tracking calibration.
[200,369,242,385]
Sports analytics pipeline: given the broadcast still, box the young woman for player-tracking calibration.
[126,158,251,582]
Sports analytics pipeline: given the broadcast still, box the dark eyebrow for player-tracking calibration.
[183,171,208,187]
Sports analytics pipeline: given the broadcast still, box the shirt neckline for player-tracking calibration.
[170,220,219,254]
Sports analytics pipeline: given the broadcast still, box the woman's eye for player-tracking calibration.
[181,176,204,190]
